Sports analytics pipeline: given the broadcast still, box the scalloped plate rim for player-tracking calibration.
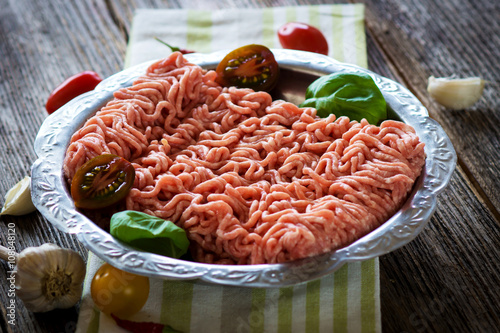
[31,49,456,287]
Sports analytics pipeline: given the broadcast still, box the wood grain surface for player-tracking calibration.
[0,0,498,332]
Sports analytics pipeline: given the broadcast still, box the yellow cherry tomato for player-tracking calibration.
[90,262,150,318]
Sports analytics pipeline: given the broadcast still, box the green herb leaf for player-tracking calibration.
[300,72,387,125]
[110,210,189,258]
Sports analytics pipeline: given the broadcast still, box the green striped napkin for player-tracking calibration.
[76,5,381,333]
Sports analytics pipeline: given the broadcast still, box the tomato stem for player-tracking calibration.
[154,37,194,54]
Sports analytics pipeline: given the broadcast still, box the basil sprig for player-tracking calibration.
[110,210,189,259]
[300,72,387,125]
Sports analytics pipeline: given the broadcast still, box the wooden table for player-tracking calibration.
[1,0,498,332]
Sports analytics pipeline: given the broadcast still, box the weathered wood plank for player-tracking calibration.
[364,0,500,215]
[0,0,126,331]
[366,20,500,332]
[380,166,500,332]
[362,0,500,331]
[0,0,499,332]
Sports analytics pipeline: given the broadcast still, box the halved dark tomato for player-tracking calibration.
[71,154,135,209]
[215,44,279,92]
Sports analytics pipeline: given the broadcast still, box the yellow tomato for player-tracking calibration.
[90,262,150,318]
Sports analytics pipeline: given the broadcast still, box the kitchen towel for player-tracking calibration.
[76,4,381,333]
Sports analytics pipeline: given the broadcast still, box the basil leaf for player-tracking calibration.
[110,210,189,259]
[300,72,387,125]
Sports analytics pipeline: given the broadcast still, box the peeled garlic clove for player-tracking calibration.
[15,243,86,312]
[0,176,36,216]
[1,176,37,216]
[427,76,485,110]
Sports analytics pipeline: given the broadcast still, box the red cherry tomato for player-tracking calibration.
[215,44,279,92]
[278,22,329,56]
[71,154,135,209]
[46,71,102,114]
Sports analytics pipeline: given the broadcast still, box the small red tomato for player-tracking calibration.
[71,154,135,209]
[278,22,329,56]
[46,71,102,114]
[215,44,280,92]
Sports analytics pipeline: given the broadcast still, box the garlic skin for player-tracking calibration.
[427,76,485,110]
[1,176,37,216]
[15,243,86,312]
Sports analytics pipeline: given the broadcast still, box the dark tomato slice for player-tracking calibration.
[215,44,279,92]
[46,71,102,114]
[71,154,135,209]
[278,22,329,56]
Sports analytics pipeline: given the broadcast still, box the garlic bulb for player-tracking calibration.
[1,176,37,216]
[427,76,485,110]
[0,243,86,312]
